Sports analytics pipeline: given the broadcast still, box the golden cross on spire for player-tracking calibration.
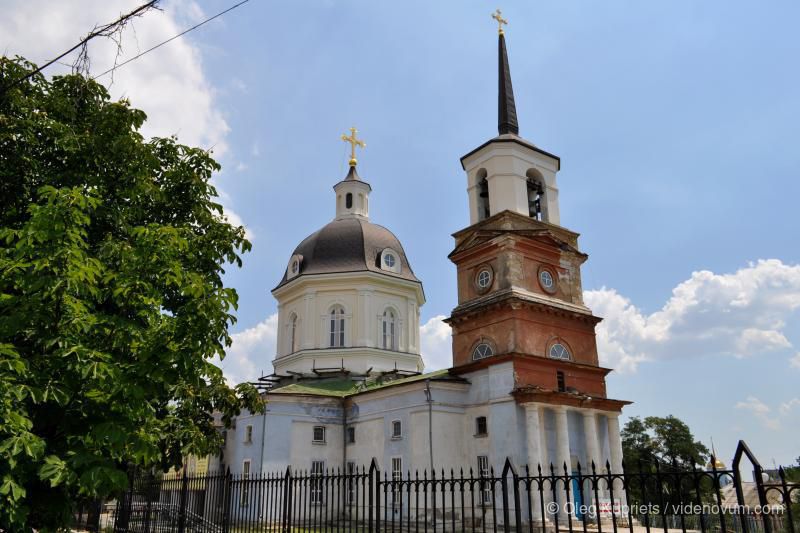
[341,127,366,167]
[492,9,508,35]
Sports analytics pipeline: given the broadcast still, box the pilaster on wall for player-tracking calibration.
[302,291,316,350]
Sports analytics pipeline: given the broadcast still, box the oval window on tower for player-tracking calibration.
[474,265,493,293]
[538,266,557,294]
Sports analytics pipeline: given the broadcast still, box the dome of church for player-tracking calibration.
[275,217,419,288]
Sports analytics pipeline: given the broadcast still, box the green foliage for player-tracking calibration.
[0,57,263,530]
[621,415,710,470]
[620,415,711,507]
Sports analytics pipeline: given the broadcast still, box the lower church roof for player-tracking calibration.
[267,369,465,398]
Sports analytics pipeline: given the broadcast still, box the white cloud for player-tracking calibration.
[736,396,800,430]
[779,398,800,415]
[791,352,800,369]
[420,315,452,371]
[2,1,251,233]
[219,314,278,386]
[1,0,230,154]
[585,260,800,373]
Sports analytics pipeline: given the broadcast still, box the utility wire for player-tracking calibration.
[92,0,250,80]
[3,1,159,90]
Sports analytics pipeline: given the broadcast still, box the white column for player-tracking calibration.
[302,292,316,349]
[582,410,601,473]
[525,404,545,523]
[406,298,416,353]
[357,290,369,346]
[606,412,627,510]
[582,410,605,507]
[362,290,373,347]
[553,405,571,521]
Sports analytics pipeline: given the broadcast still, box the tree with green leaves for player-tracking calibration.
[621,415,711,510]
[621,415,710,470]
[0,57,262,530]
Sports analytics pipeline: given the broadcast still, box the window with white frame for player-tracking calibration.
[244,425,253,444]
[391,457,402,509]
[329,306,345,348]
[241,460,251,505]
[380,248,401,273]
[472,342,494,360]
[313,425,326,444]
[311,460,324,504]
[382,309,397,350]
[549,342,571,361]
[391,420,402,439]
[477,455,491,504]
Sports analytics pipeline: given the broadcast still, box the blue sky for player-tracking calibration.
[4,0,799,467]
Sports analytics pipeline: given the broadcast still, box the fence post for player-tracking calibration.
[281,465,293,532]
[222,467,232,533]
[501,458,522,532]
[733,440,773,533]
[115,466,135,532]
[778,467,796,533]
[143,471,153,533]
[177,469,189,533]
[368,458,379,533]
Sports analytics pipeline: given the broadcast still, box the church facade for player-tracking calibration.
[219,24,631,518]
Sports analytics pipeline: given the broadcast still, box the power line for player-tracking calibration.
[92,0,250,80]
[3,1,159,91]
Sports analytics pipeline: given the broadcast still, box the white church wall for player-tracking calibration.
[345,417,384,467]
[272,273,424,374]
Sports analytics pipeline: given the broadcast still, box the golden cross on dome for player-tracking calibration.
[341,127,366,167]
[492,9,508,35]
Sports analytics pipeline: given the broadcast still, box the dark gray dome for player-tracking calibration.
[275,218,420,289]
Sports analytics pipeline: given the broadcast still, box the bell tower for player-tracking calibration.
[446,16,628,412]
[463,18,561,227]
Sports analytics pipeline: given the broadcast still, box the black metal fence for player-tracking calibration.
[87,441,798,533]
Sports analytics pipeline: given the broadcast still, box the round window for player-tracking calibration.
[538,268,557,293]
[549,343,571,360]
[472,343,494,360]
[291,260,299,274]
[385,254,396,268]
[476,269,492,290]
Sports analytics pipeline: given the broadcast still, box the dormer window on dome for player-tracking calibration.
[379,248,401,273]
[286,254,303,280]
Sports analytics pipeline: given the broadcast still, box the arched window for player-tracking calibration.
[477,170,490,221]
[346,193,353,209]
[289,314,298,353]
[549,342,571,360]
[472,342,494,360]
[329,306,346,348]
[526,169,545,221]
[382,309,397,350]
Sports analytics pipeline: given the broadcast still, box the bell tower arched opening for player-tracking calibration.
[476,168,490,221]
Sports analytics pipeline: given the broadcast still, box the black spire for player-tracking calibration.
[497,32,519,135]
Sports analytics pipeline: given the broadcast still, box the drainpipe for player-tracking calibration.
[342,396,348,472]
[258,397,268,519]
[342,396,348,520]
[424,380,434,472]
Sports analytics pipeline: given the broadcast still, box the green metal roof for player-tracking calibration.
[267,369,461,399]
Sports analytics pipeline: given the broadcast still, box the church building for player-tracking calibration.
[220,16,631,519]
